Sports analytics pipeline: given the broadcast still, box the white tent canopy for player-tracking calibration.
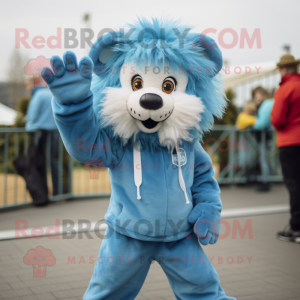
[0,102,17,125]
[223,60,278,89]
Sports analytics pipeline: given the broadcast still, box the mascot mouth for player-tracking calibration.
[141,118,159,129]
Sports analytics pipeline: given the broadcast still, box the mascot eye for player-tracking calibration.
[162,77,176,94]
[132,75,143,91]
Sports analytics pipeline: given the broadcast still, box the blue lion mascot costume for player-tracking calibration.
[42,17,236,300]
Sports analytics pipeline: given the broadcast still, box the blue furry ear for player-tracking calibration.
[189,33,223,77]
[88,33,120,77]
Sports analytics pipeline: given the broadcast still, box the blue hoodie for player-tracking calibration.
[253,99,274,130]
[53,95,222,242]
[26,86,57,131]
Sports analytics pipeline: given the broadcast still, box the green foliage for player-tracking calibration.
[214,88,238,125]
[201,88,239,178]
[17,97,30,115]
[13,97,30,127]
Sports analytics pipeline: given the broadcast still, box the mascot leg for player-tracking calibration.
[158,234,236,300]
[83,228,153,300]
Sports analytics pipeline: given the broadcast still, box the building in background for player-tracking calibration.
[223,61,280,107]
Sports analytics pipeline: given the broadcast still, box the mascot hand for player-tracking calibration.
[41,51,93,105]
[188,203,221,246]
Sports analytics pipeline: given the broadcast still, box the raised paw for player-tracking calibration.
[41,51,94,105]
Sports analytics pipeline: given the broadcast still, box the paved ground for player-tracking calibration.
[1,184,300,300]
[0,183,289,231]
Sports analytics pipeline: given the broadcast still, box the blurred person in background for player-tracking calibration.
[14,76,58,206]
[271,54,300,243]
[236,101,257,130]
[235,101,258,184]
[251,86,274,192]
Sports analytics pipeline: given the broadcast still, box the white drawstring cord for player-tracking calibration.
[133,140,188,204]
[176,145,190,204]
[134,140,142,200]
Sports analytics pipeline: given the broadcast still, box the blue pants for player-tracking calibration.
[84,228,235,300]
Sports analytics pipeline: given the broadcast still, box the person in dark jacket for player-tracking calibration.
[271,54,300,243]
[14,76,58,206]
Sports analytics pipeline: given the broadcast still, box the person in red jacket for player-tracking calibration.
[271,54,300,243]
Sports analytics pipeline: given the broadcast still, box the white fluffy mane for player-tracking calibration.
[100,87,204,148]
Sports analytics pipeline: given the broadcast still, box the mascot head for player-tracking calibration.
[89,17,226,150]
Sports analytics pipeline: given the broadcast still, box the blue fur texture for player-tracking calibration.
[90,17,226,149]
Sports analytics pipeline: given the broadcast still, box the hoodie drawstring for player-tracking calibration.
[133,140,189,204]
[134,140,142,200]
[176,145,190,204]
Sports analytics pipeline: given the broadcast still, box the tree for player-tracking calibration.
[202,88,239,179]
[6,49,29,109]
[214,88,238,125]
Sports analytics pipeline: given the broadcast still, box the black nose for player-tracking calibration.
[139,93,163,110]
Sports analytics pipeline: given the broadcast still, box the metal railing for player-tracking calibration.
[0,128,111,210]
[208,125,282,184]
[0,126,283,210]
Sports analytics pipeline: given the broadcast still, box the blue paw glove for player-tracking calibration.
[41,51,94,105]
[188,203,221,246]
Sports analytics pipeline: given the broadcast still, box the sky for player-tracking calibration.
[0,0,300,82]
